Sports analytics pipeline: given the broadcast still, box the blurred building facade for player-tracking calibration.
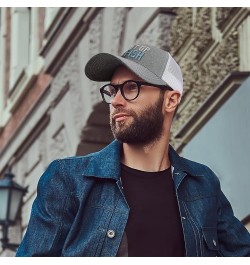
[0,7,249,256]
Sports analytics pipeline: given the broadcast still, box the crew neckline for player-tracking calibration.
[121,163,171,177]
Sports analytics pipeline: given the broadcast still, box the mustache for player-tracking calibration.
[111,108,136,118]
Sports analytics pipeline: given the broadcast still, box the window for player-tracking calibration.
[44,7,60,33]
[9,7,31,90]
[0,8,5,126]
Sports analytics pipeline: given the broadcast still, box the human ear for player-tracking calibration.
[164,91,181,113]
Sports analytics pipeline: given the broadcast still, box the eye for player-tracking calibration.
[103,90,111,96]
[105,85,116,96]
[124,81,138,92]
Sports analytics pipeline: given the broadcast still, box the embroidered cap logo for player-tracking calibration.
[122,45,151,61]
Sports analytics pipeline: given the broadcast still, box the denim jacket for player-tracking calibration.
[16,140,250,257]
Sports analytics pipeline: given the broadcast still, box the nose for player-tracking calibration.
[110,89,126,108]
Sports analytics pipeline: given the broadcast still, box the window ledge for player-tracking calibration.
[8,57,44,115]
[0,109,11,129]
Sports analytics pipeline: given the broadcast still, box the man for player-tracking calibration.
[16,44,250,257]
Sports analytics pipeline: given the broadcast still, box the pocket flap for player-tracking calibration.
[202,227,219,251]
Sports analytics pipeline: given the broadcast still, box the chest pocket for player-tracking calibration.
[202,227,222,257]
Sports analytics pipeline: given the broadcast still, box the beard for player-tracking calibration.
[110,94,164,145]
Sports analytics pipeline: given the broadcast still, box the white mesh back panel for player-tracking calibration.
[162,54,183,95]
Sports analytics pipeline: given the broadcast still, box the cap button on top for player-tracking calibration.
[107,230,115,238]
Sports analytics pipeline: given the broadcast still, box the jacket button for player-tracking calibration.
[107,230,115,238]
[213,239,217,246]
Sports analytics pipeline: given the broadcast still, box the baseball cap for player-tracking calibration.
[85,44,183,96]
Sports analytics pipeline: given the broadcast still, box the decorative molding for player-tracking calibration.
[8,70,38,114]
[111,7,129,55]
[88,10,104,106]
[157,12,175,51]
[136,11,175,51]
[171,28,240,147]
[192,8,213,59]
[178,46,198,97]
[50,81,70,109]
[216,8,240,31]
[170,7,193,56]
[49,70,69,109]
[42,46,87,157]
[13,113,51,162]
[67,49,87,138]
[43,7,65,39]
[174,72,250,152]
[211,7,222,43]
[38,130,48,169]
[41,8,74,54]
[200,29,239,99]
[41,7,101,76]
[0,82,52,174]
[239,15,250,71]
[24,157,41,178]
[50,125,71,159]
[135,8,173,38]
[16,152,28,184]
[216,8,250,39]
[170,47,199,145]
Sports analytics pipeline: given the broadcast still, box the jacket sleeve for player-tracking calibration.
[16,160,77,256]
[217,186,250,256]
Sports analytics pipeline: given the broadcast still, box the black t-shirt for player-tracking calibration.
[120,163,185,257]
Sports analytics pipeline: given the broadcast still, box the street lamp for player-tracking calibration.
[0,167,28,251]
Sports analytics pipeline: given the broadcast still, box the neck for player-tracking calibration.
[121,136,171,172]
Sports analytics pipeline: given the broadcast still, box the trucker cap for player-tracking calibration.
[85,44,183,96]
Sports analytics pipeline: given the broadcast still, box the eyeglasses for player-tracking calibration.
[100,80,173,104]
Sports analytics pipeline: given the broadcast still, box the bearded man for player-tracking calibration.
[16,44,250,257]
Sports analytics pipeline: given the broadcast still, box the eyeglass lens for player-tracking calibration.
[102,81,139,103]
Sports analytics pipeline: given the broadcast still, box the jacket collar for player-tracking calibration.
[82,140,121,180]
[82,140,204,181]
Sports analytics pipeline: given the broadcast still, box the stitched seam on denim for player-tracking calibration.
[183,202,199,257]
[98,196,121,256]
[186,206,202,257]
[94,206,114,256]
[176,197,188,256]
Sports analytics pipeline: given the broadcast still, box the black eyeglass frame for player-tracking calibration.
[100,80,173,104]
